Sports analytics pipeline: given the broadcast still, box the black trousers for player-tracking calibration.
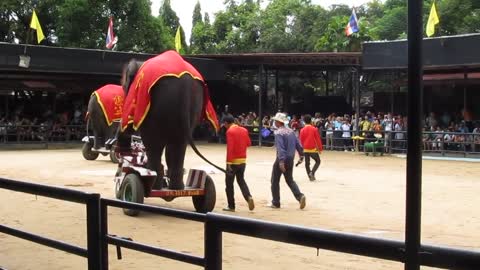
[225,163,252,209]
[304,152,321,176]
[271,157,304,207]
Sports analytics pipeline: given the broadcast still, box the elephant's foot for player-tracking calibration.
[152,176,168,190]
[168,180,185,190]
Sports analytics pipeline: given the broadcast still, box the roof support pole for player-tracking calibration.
[405,0,423,269]
[258,65,264,146]
[275,70,279,111]
[352,68,360,134]
[463,68,468,116]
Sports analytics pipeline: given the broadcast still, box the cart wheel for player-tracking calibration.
[110,147,120,163]
[192,176,216,213]
[82,142,99,160]
[121,174,144,216]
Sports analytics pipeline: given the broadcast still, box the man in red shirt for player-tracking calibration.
[223,115,254,212]
[299,114,323,181]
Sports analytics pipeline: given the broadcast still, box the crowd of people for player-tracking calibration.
[0,105,87,143]
[218,107,479,212]
[2,101,480,154]
[218,107,480,154]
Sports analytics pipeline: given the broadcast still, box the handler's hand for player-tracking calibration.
[279,162,286,173]
[295,156,304,167]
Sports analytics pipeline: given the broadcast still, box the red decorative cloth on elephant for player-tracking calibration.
[92,84,125,126]
[121,50,219,131]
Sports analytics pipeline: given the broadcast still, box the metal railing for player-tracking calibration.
[100,198,206,270]
[318,130,480,157]
[203,212,480,270]
[0,124,85,144]
[0,177,101,270]
[1,177,480,269]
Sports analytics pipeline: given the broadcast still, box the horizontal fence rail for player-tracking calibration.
[0,177,102,270]
[2,178,480,269]
[0,224,87,257]
[204,212,480,270]
[106,235,204,266]
[100,198,206,270]
[0,177,92,204]
[102,198,205,222]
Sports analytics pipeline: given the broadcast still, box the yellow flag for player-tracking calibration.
[30,10,45,43]
[175,26,182,53]
[426,2,439,37]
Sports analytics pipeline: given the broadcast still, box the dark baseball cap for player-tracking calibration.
[222,115,235,124]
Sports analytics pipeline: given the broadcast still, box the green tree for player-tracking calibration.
[190,20,215,54]
[369,6,407,40]
[314,15,351,52]
[258,0,306,52]
[190,1,203,49]
[436,0,480,35]
[114,0,170,53]
[0,0,59,44]
[158,0,185,52]
[56,0,104,48]
[192,1,202,26]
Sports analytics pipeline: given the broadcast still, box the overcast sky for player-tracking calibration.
[150,0,376,44]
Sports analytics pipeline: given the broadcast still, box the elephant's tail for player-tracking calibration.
[187,137,227,174]
[183,76,226,175]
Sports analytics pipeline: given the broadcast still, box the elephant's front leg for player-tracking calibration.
[165,143,187,190]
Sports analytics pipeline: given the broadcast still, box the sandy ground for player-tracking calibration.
[0,143,479,270]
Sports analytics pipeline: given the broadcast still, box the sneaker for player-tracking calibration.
[247,197,255,211]
[299,195,306,210]
[308,172,316,181]
[222,207,235,212]
[266,203,280,209]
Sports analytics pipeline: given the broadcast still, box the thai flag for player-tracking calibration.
[105,17,118,49]
[345,9,359,37]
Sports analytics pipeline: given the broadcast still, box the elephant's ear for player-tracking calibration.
[121,59,142,94]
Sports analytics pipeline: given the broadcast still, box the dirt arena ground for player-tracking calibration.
[0,143,479,270]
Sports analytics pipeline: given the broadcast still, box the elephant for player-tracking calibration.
[83,84,124,161]
[118,50,221,191]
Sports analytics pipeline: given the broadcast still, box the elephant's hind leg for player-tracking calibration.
[165,143,187,190]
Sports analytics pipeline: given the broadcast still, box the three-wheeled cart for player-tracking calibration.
[114,136,216,216]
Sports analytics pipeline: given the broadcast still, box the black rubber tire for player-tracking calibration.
[110,147,120,163]
[120,174,145,216]
[82,142,99,160]
[192,175,216,213]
